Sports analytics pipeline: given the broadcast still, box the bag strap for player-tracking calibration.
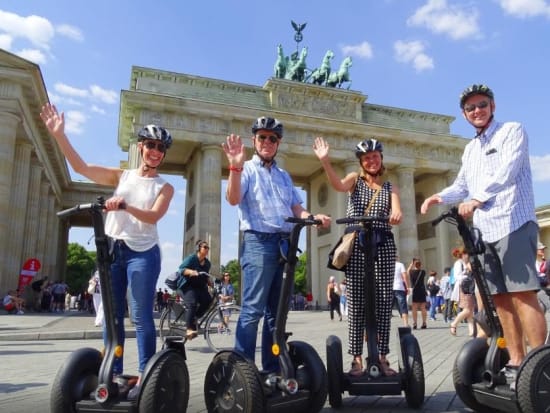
[365,186,381,215]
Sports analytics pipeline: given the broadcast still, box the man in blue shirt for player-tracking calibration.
[421,84,547,389]
[222,116,331,373]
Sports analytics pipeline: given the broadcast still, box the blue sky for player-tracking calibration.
[2,0,550,285]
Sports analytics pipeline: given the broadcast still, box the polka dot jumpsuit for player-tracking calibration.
[345,179,397,357]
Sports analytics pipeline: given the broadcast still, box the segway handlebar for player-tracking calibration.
[285,215,322,226]
[57,197,126,218]
[335,215,389,225]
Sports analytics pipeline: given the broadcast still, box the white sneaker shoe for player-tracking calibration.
[17,310,24,315]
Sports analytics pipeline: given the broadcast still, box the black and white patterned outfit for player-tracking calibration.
[345,179,396,357]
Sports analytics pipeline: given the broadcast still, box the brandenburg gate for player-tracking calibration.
[117,66,466,302]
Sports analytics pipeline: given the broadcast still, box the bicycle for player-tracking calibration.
[158,273,241,353]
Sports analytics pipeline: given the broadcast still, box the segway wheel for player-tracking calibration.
[289,341,328,413]
[400,333,425,408]
[204,351,264,413]
[138,350,189,413]
[452,338,494,413]
[50,347,102,413]
[516,345,550,413]
[326,335,343,408]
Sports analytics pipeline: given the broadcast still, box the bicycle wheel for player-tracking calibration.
[158,301,186,341]
[205,304,241,353]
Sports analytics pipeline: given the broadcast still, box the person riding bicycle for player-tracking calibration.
[177,240,213,339]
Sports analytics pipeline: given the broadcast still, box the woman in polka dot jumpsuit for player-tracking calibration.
[313,136,402,376]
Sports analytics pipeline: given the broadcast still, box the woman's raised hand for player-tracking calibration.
[313,137,330,161]
[40,103,66,139]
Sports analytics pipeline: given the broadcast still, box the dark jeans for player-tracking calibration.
[181,287,212,330]
[329,298,341,320]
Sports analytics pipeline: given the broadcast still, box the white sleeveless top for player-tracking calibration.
[105,169,166,252]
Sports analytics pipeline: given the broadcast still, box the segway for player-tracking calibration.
[203,216,328,413]
[432,207,550,413]
[326,216,425,408]
[50,197,190,413]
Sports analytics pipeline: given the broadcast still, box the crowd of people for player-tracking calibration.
[4,83,544,397]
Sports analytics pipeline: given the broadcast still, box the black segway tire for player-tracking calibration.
[516,345,550,413]
[326,335,343,408]
[204,351,264,413]
[400,333,425,408]
[452,338,494,413]
[50,347,102,413]
[138,350,189,413]
[289,340,328,413]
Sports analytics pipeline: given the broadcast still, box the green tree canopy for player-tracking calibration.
[65,242,96,294]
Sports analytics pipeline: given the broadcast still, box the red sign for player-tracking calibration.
[18,258,41,290]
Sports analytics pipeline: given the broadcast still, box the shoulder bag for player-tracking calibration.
[328,186,381,271]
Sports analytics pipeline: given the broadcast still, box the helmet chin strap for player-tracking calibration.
[473,114,494,138]
[140,150,159,171]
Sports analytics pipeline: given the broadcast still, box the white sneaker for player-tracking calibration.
[17,310,24,315]
[500,365,518,391]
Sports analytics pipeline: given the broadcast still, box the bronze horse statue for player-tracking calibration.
[326,56,352,89]
[308,49,334,86]
[273,44,287,79]
[284,47,308,82]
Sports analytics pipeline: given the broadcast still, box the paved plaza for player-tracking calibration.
[0,308,486,413]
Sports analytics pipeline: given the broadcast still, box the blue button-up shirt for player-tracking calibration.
[238,155,302,233]
[439,119,536,242]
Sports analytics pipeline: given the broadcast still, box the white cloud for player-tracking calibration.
[48,92,83,107]
[65,110,87,135]
[394,40,434,72]
[0,10,54,50]
[17,48,47,64]
[531,154,550,182]
[91,105,106,115]
[341,41,374,59]
[90,85,118,104]
[0,33,12,49]
[496,0,550,18]
[407,0,481,40]
[54,82,88,98]
[56,24,84,41]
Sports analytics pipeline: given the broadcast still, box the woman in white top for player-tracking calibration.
[41,103,174,400]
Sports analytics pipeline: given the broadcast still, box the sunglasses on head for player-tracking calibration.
[464,100,489,113]
[143,141,166,152]
[256,134,279,144]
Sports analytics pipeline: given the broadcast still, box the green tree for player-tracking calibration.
[294,252,307,295]
[64,242,96,294]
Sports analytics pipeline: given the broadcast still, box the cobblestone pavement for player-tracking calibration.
[0,308,531,413]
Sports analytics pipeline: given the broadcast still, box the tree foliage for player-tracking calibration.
[294,252,307,295]
[65,243,96,294]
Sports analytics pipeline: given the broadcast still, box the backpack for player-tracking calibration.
[428,283,440,296]
[165,271,188,291]
[461,274,475,295]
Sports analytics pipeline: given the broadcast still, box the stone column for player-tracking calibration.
[128,141,141,169]
[0,111,20,286]
[44,194,58,279]
[36,181,50,273]
[5,142,32,283]
[198,145,223,273]
[397,167,419,261]
[435,174,452,269]
[23,163,43,260]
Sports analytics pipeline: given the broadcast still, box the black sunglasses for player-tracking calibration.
[256,134,279,144]
[144,141,166,152]
[201,245,210,250]
[464,100,489,113]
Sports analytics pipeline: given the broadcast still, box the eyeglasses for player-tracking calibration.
[144,141,166,152]
[464,100,489,113]
[256,134,280,144]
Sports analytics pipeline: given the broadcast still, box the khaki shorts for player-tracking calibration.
[481,221,540,294]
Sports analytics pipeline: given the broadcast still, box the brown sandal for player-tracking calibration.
[349,360,364,377]
[379,358,397,376]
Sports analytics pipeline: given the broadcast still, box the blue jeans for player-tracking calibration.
[108,241,160,374]
[235,231,285,373]
[429,295,438,319]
